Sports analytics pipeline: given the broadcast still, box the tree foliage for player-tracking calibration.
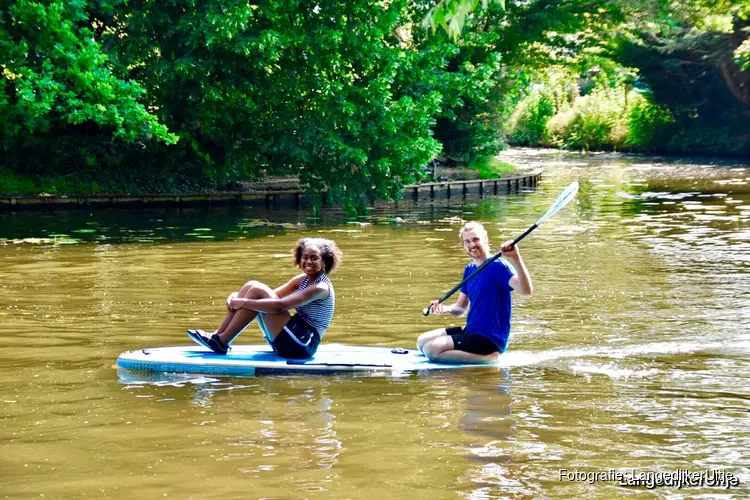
[2,0,750,201]
[2,0,448,207]
[497,0,750,154]
[422,0,505,40]
[0,1,176,176]
[609,13,750,153]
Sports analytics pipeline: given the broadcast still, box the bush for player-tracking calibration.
[545,87,642,151]
[626,99,674,150]
[506,92,556,146]
[0,168,38,195]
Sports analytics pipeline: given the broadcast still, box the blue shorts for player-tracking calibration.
[271,314,321,360]
[446,326,499,355]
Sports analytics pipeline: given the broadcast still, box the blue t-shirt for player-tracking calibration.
[459,259,516,352]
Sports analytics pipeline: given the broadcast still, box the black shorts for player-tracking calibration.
[271,314,321,360]
[446,326,499,355]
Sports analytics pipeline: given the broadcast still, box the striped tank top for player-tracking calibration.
[295,273,335,336]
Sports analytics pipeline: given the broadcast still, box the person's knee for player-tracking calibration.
[416,330,435,350]
[421,340,443,359]
[238,280,259,295]
[241,281,274,299]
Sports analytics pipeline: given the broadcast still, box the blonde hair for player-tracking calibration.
[459,221,488,244]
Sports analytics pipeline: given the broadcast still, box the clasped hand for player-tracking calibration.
[226,292,240,311]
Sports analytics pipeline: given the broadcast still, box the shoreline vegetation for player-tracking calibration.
[0,154,517,196]
[1,1,747,212]
[0,165,542,211]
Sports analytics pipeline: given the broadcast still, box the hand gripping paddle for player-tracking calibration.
[423,181,579,316]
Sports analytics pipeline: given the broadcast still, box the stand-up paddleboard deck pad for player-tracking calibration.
[117,344,500,376]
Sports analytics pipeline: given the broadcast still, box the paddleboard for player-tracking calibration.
[116,343,500,376]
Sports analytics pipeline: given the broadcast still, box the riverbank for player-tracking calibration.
[0,168,543,211]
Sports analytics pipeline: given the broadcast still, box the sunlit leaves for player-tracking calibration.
[423,0,505,40]
[735,39,750,70]
[0,0,177,147]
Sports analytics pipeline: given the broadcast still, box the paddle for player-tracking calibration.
[423,181,579,316]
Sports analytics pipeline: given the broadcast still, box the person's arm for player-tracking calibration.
[225,275,303,310]
[273,274,304,298]
[429,292,470,316]
[230,282,328,313]
[503,241,533,296]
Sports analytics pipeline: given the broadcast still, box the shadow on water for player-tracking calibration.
[0,187,542,244]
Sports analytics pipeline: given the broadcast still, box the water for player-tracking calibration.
[1,149,749,498]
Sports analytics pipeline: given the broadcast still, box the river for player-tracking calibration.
[1,148,749,499]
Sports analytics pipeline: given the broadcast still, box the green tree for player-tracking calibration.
[108,0,442,211]
[612,15,750,153]
[0,0,176,184]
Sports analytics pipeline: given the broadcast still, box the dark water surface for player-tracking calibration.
[1,149,749,499]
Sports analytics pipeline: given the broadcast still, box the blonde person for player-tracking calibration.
[417,222,533,363]
[188,238,342,359]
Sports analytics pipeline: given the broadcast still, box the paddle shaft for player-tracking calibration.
[422,223,537,316]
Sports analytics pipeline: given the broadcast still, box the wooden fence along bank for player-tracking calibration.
[0,169,543,211]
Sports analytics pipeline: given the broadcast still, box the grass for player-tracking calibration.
[0,168,38,195]
[468,157,516,179]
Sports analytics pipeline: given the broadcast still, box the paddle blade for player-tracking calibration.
[536,181,579,225]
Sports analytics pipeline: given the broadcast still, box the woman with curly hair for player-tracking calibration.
[188,237,342,359]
